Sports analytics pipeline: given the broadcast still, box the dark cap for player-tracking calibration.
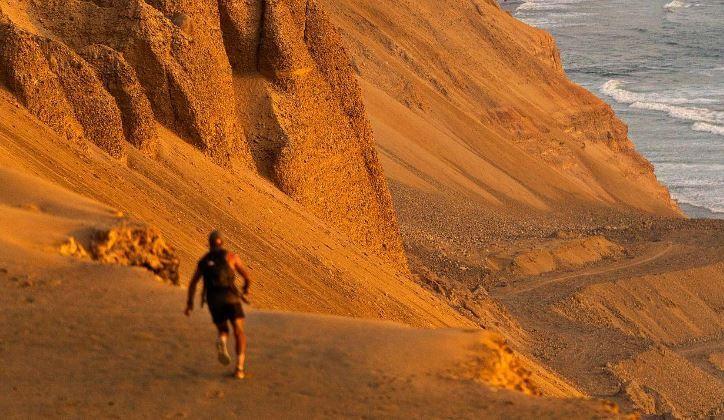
[208,230,223,248]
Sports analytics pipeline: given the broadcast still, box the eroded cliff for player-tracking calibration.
[321,0,681,217]
[0,0,406,271]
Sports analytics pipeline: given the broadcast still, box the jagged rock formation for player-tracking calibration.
[60,224,181,284]
[80,45,158,154]
[0,0,407,270]
[0,20,126,156]
[89,224,181,285]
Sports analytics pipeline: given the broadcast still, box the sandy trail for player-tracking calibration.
[0,261,616,419]
[673,336,724,380]
[0,256,614,419]
[499,241,675,297]
[490,233,723,415]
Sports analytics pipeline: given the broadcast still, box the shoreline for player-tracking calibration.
[499,0,723,222]
[679,201,724,220]
[498,0,523,13]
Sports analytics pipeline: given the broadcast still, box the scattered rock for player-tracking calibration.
[456,333,540,396]
[89,225,180,285]
[59,224,180,284]
[59,237,89,259]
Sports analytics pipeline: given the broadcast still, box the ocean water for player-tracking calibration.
[500,0,724,217]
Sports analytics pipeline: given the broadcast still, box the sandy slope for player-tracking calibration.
[554,263,724,346]
[0,90,467,328]
[612,348,724,418]
[314,2,724,415]
[0,0,721,417]
[0,166,621,419]
[492,224,724,417]
[323,0,679,216]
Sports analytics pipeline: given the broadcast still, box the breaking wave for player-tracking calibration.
[601,80,724,128]
[629,102,724,125]
[664,1,690,10]
[692,122,724,136]
[601,80,717,106]
[515,0,592,29]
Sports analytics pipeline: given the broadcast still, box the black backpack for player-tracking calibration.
[200,249,237,292]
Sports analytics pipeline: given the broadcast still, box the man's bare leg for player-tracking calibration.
[215,322,231,366]
[231,317,246,378]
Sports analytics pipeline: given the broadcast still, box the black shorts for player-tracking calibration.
[208,301,245,324]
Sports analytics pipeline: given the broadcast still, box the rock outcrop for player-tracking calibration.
[80,44,158,154]
[90,225,181,285]
[0,0,407,270]
[0,19,126,156]
[59,225,181,284]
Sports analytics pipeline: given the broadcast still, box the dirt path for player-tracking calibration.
[498,241,674,297]
[489,232,724,415]
[675,336,724,356]
[673,336,724,380]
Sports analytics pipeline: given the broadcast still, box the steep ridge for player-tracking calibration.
[555,263,724,346]
[317,2,724,417]
[0,0,405,270]
[321,0,681,216]
[0,103,608,404]
[0,193,621,419]
[0,93,457,327]
[0,0,719,417]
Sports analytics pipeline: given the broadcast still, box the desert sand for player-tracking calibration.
[0,165,619,419]
[0,0,722,418]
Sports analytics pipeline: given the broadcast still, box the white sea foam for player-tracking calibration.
[515,0,592,29]
[629,101,724,124]
[671,193,724,214]
[673,196,724,214]
[664,1,690,10]
[692,122,724,136]
[657,162,724,214]
[601,80,718,105]
[517,2,559,11]
[531,1,722,216]
[520,15,588,28]
[516,0,586,13]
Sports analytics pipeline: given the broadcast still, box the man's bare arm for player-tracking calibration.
[232,255,252,295]
[184,267,202,316]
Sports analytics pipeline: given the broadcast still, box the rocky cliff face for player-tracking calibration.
[0,0,406,270]
[321,0,681,217]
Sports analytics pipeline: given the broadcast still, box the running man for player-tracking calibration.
[185,230,252,379]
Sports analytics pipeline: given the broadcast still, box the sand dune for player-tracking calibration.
[0,165,620,419]
[0,93,466,328]
[0,0,721,417]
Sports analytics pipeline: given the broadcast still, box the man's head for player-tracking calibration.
[209,230,223,250]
